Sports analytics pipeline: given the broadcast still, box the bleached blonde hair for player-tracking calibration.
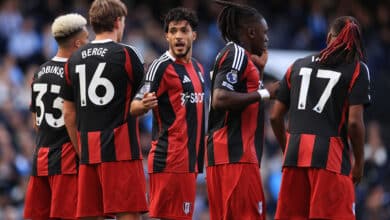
[51,13,87,38]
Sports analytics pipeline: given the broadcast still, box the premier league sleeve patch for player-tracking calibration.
[226,70,238,84]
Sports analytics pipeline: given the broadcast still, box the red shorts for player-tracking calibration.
[275,167,355,220]
[206,163,266,220]
[149,172,197,220]
[24,174,78,219]
[77,160,148,218]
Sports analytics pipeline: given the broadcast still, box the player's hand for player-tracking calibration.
[265,81,280,99]
[142,92,158,110]
[352,161,364,185]
[251,50,268,70]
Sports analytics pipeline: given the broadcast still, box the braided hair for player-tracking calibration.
[320,16,366,65]
[214,0,263,44]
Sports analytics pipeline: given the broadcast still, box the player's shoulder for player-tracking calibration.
[144,52,173,81]
[118,42,144,64]
[219,42,247,70]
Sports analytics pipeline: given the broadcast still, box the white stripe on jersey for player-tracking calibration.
[361,62,370,82]
[146,55,169,81]
[232,43,244,70]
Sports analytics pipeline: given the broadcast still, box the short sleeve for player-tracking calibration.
[124,46,145,96]
[60,62,74,101]
[213,45,247,92]
[276,65,293,106]
[349,62,371,106]
[30,75,37,112]
[134,57,169,100]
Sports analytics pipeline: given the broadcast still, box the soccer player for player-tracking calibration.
[62,0,148,219]
[130,7,205,220]
[206,1,279,219]
[24,13,89,220]
[271,16,370,220]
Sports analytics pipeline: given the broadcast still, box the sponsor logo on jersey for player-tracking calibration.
[181,92,204,105]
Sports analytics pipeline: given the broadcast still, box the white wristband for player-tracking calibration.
[257,89,270,100]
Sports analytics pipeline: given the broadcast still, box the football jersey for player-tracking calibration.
[135,51,205,173]
[62,39,144,164]
[277,55,371,175]
[207,42,265,166]
[30,57,77,176]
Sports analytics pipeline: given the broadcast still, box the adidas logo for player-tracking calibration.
[183,75,191,83]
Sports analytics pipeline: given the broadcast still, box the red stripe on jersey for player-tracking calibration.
[114,122,131,160]
[338,101,349,135]
[297,134,315,166]
[37,147,49,176]
[286,65,293,89]
[61,142,77,174]
[348,62,361,93]
[212,127,229,164]
[88,131,101,163]
[218,50,230,69]
[283,132,291,163]
[326,137,344,173]
[64,62,71,86]
[123,48,133,82]
[124,83,131,120]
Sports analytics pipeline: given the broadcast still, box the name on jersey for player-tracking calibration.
[37,65,64,78]
[81,48,108,59]
[181,92,204,105]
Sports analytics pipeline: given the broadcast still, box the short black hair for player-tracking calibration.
[163,7,198,33]
[214,0,263,43]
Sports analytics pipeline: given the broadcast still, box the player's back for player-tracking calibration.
[32,57,70,147]
[285,55,368,137]
[66,39,143,132]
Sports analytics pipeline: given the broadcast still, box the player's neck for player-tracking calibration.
[95,32,118,42]
[170,49,192,64]
[55,48,73,59]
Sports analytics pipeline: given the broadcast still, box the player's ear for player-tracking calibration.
[165,32,169,42]
[247,27,256,39]
[192,31,197,41]
[113,17,121,29]
[74,39,81,48]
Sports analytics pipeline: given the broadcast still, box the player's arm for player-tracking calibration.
[130,92,158,116]
[270,65,292,152]
[31,113,38,132]
[348,105,365,185]
[270,100,288,152]
[348,62,371,185]
[63,100,79,157]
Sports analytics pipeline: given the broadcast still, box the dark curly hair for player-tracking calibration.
[163,7,198,33]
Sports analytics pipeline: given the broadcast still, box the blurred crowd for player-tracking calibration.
[0,0,389,219]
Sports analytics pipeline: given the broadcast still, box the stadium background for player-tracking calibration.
[0,0,389,219]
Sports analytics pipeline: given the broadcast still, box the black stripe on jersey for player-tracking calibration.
[100,129,116,162]
[153,92,176,172]
[173,63,197,172]
[311,136,330,167]
[227,111,243,163]
[128,115,141,159]
[254,100,265,165]
[81,131,89,163]
[340,139,351,175]
[192,59,205,173]
[207,136,215,166]
[284,134,300,166]
[48,145,61,175]
[32,152,38,176]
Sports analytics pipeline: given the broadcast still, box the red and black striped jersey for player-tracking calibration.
[207,42,265,167]
[62,39,144,164]
[30,57,78,176]
[277,55,371,175]
[135,51,205,173]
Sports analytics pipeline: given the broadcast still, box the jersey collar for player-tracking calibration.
[51,56,68,62]
[91,39,113,44]
[164,51,176,62]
